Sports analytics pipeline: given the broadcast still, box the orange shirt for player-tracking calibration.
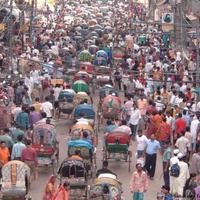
[0,147,10,164]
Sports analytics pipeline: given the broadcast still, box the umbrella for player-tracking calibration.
[55,29,65,34]
[89,45,99,54]
[76,26,82,31]
[133,43,140,51]
[89,19,97,25]
[84,40,94,45]
[89,31,99,38]
[96,13,103,18]
[33,15,41,21]
[45,49,57,55]
[74,35,84,41]
[94,24,103,30]
[195,88,200,93]
[94,29,103,37]
[104,26,113,34]
[80,23,88,29]
[90,36,98,40]
[79,50,92,62]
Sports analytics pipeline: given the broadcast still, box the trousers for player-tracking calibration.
[145,153,157,178]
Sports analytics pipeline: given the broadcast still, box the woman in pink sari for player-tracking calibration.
[52,181,70,200]
[42,175,57,200]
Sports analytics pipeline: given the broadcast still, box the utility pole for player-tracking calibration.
[35,0,37,16]
[196,19,200,87]
[9,0,13,73]
[21,9,25,51]
[29,0,34,50]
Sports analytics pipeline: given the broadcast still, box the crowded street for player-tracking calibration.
[0,0,200,199]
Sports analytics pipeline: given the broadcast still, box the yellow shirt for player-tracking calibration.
[32,102,42,113]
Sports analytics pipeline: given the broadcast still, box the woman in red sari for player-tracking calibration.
[42,175,57,200]
[52,181,70,200]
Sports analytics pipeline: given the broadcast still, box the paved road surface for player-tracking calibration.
[29,91,164,200]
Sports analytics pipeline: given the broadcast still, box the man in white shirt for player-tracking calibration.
[40,96,54,118]
[136,129,147,159]
[190,115,200,151]
[175,130,190,162]
[144,59,153,73]
[129,105,141,141]
[170,149,179,167]
[155,97,165,111]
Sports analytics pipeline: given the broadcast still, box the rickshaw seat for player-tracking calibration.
[32,144,54,155]
[107,144,128,153]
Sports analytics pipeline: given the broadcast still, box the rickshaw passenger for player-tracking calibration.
[80,131,92,145]
[76,113,89,124]
[71,149,83,161]
[118,120,132,135]
[80,131,94,159]
[96,160,116,177]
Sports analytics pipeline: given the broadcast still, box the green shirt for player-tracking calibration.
[10,129,27,143]
[163,147,172,162]
[0,135,14,148]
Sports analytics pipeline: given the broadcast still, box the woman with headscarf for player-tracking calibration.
[52,181,70,200]
[42,174,57,200]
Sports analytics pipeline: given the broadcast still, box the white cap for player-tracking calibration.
[177,153,183,159]
[111,93,116,96]
[173,149,179,155]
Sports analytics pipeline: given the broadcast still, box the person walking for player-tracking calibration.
[129,104,141,141]
[170,153,189,197]
[10,123,27,143]
[136,130,147,159]
[0,128,14,155]
[175,113,187,139]
[143,134,162,180]
[161,185,173,200]
[32,97,42,113]
[156,118,172,153]
[42,174,57,200]
[21,139,38,182]
[29,106,42,129]
[0,141,10,165]
[162,141,172,187]
[190,148,200,175]
[11,135,26,160]
[40,96,54,118]
[15,106,30,132]
[175,130,190,162]
[191,115,200,152]
[130,163,148,200]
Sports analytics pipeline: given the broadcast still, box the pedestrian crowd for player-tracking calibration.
[0,0,199,199]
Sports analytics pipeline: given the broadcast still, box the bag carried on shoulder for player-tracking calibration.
[170,163,180,177]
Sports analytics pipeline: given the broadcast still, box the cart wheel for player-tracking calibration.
[128,151,132,172]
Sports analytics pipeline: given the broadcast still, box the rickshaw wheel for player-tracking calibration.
[52,158,59,174]
[128,150,132,172]
[97,113,100,132]
[102,147,107,162]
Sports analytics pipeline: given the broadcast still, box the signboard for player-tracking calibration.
[162,13,174,32]
[156,0,168,6]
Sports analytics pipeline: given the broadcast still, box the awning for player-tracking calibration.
[1,1,21,18]
[186,13,198,21]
